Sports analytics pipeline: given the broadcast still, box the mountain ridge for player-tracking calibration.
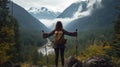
[8,2,48,31]
[57,1,88,18]
[28,7,61,19]
[8,2,49,45]
[57,0,120,31]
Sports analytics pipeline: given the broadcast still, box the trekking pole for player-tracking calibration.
[42,30,48,67]
[75,29,78,56]
[45,43,48,66]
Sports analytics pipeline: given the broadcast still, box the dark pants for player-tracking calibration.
[54,48,65,66]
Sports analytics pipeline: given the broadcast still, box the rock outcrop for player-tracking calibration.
[83,56,112,67]
[65,56,82,67]
[65,56,112,67]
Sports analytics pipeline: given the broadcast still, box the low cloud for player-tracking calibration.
[40,18,74,29]
[73,0,103,19]
[87,0,103,9]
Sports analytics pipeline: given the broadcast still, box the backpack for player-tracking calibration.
[54,30,67,45]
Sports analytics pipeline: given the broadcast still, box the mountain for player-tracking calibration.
[57,1,87,18]
[8,3,48,31]
[58,0,120,31]
[28,7,61,19]
[8,2,49,45]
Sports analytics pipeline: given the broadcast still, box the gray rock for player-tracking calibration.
[83,56,112,67]
[65,56,82,67]
[72,61,82,67]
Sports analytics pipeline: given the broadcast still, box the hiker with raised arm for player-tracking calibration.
[42,21,77,67]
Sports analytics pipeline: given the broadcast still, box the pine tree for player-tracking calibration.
[110,7,120,57]
[0,0,20,64]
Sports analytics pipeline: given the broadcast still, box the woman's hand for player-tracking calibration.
[74,32,77,37]
[75,29,78,37]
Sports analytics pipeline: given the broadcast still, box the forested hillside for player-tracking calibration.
[8,2,49,46]
[0,0,20,64]
[0,0,46,66]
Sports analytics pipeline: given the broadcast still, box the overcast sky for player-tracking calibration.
[12,0,86,12]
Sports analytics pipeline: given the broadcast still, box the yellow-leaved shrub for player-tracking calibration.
[77,43,111,62]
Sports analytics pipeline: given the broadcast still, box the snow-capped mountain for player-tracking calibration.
[28,7,61,19]
[57,0,103,19]
[57,1,88,18]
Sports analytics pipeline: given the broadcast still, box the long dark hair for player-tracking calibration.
[55,21,63,31]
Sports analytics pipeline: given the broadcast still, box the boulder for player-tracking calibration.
[83,56,112,67]
[72,61,82,67]
[65,56,82,67]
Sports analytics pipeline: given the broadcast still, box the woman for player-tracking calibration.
[42,21,77,67]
